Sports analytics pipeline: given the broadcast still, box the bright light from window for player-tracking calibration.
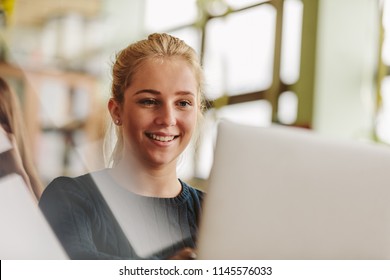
[278,91,298,124]
[378,1,390,143]
[377,77,390,143]
[203,5,276,99]
[217,100,272,126]
[382,0,390,65]
[168,27,202,55]
[145,0,198,32]
[280,0,303,84]
[225,0,269,10]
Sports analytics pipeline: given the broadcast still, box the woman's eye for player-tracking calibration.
[139,99,158,106]
[177,100,192,108]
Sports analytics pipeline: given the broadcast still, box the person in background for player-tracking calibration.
[39,33,206,259]
[0,76,43,201]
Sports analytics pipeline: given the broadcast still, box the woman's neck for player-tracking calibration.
[110,158,182,198]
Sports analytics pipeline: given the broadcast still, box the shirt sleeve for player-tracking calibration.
[39,177,124,259]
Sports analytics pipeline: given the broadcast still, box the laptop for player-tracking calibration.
[197,120,390,259]
[0,174,68,259]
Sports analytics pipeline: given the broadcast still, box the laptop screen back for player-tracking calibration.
[197,121,390,259]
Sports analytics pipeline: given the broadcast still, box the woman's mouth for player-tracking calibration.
[146,133,178,142]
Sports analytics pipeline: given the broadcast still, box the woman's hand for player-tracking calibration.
[168,247,197,260]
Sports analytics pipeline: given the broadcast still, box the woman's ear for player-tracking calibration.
[108,98,121,123]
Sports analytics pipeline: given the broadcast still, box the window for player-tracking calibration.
[203,5,276,99]
[144,0,198,32]
[144,0,306,180]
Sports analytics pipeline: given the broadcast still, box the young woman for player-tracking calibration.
[39,33,206,259]
[0,76,43,201]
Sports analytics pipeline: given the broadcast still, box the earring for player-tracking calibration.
[114,119,121,125]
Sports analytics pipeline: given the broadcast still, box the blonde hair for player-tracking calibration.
[106,33,205,166]
[0,76,43,200]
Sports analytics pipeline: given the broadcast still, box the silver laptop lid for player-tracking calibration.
[197,120,390,259]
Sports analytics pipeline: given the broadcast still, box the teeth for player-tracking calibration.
[149,134,175,142]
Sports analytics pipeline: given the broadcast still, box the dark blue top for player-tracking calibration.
[39,169,204,259]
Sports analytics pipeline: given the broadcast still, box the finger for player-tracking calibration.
[168,247,197,260]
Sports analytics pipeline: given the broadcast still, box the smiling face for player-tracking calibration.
[109,57,198,170]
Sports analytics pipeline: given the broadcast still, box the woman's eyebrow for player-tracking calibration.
[135,89,160,95]
[135,89,195,96]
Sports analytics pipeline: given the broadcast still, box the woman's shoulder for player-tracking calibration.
[40,169,108,202]
[179,179,205,203]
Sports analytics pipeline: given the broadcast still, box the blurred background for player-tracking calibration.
[0,0,388,189]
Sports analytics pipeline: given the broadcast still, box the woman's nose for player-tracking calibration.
[155,104,176,126]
